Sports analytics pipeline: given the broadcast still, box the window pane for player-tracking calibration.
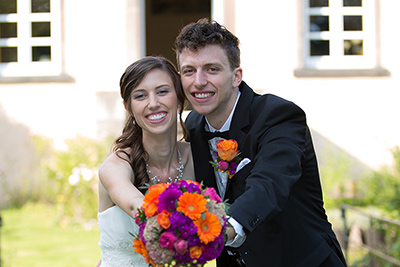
[310,0,329,7]
[0,47,18,62]
[32,22,51,37]
[344,16,362,31]
[310,16,329,32]
[343,0,362,6]
[0,23,17,38]
[310,40,330,56]
[344,39,363,55]
[32,46,51,61]
[0,0,17,14]
[31,0,50,13]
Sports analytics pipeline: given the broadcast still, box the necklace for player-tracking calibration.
[146,148,184,184]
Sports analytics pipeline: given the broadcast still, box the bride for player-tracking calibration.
[97,56,194,266]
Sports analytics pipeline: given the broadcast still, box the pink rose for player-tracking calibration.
[174,239,188,255]
[159,232,178,249]
[204,187,222,203]
[218,160,229,171]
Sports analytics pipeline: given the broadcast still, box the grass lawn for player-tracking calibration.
[1,202,101,267]
[0,203,216,267]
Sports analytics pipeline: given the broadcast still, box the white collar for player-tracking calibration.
[205,91,241,132]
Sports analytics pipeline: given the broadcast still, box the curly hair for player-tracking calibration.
[114,56,187,190]
[174,18,240,70]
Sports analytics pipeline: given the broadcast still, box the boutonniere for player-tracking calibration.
[210,139,242,179]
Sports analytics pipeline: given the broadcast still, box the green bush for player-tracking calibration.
[360,146,400,215]
[42,135,114,225]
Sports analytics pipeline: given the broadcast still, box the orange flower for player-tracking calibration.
[133,238,155,265]
[157,210,171,229]
[142,183,168,217]
[194,212,222,244]
[145,202,158,217]
[217,139,239,161]
[189,246,203,259]
[176,192,207,220]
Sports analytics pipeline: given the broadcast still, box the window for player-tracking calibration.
[296,0,388,76]
[0,0,63,79]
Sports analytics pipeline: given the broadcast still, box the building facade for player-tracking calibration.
[1,0,399,172]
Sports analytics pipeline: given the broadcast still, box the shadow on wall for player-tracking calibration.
[311,128,372,198]
[0,105,38,209]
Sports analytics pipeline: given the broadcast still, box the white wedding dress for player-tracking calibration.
[98,205,147,267]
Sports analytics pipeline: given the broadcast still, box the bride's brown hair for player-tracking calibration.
[114,56,187,190]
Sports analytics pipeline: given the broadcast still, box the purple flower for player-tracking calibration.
[167,182,180,190]
[178,180,190,191]
[159,232,178,249]
[158,188,182,212]
[169,212,197,238]
[198,234,224,263]
[187,183,202,194]
[230,161,238,172]
[218,160,229,171]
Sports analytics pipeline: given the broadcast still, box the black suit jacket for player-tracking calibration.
[186,82,346,266]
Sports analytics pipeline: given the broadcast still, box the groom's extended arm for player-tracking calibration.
[229,99,308,233]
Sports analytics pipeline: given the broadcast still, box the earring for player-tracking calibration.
[132,119,136,125]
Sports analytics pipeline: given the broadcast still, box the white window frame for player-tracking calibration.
[295,0,389,77]
[0,0,63,79]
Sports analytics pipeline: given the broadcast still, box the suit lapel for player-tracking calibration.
[225,82,255,195]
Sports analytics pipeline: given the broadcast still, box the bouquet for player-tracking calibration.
[210,139,241,179]
[133,180,228,267]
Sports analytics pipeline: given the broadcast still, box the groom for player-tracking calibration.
[175,19,347,267]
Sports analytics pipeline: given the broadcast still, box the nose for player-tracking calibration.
[148,93,160,109]
[194,71,207,88]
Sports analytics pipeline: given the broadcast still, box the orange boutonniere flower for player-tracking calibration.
[210,139,242,179]
[216,139,239,161]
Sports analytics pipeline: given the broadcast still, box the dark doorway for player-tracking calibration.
[145,0,211,67]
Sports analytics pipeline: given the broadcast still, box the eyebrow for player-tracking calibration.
[181,62,225,70]
[132,84,172,93]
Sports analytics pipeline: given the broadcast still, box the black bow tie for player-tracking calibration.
[202,130,230,140]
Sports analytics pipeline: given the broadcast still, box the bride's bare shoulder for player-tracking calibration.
[99,149,131,176]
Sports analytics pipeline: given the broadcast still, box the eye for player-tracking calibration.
[132,92,146,100]
[182,68,194,75]
[157,88,170,95]
[208,67,218,72]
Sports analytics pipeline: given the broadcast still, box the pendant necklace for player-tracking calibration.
[146,148,184,184]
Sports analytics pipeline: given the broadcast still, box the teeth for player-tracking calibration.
[148,113,166,120]
[194,92,214,99]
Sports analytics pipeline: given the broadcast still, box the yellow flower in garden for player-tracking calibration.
[177,192,207,220]
[216,139,239,161]
[194,211,222,244]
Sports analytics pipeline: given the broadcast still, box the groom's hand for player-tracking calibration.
[226,226,237,242]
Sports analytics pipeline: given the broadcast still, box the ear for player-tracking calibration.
[123,102,128,112]
[232,67,243,88]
